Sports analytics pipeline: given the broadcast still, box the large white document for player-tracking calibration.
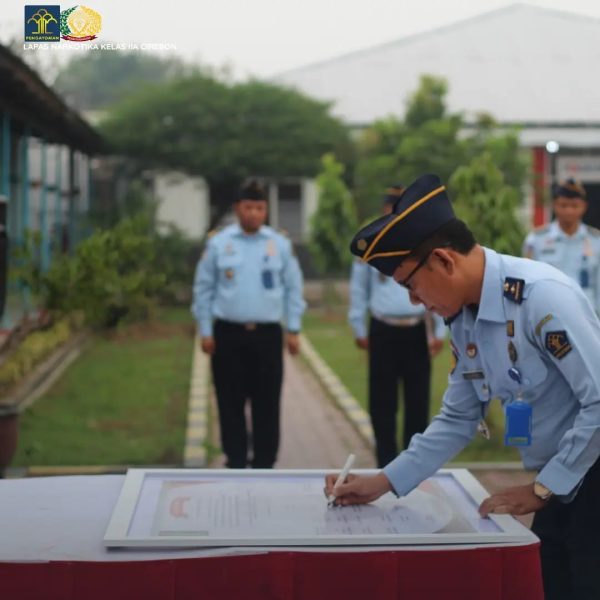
[104,469,534,548]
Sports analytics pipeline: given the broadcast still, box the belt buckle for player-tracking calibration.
[245,323,257,331]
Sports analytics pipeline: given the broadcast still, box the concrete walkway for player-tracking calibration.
[277,354,375,469]
[208,353,376,470]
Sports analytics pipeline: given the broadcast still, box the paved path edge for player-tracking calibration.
[183,337,210,467]
[300,333,375,448]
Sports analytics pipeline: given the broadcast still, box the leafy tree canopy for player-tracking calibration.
[451,152,525,255]
[53,50,197,111]
[309,154,357,275]
[353,75,529,221]
[100,76,348,179]
[99,76,349,222]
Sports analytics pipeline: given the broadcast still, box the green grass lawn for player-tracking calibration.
[12,306,195,466]
[303,306,520,462]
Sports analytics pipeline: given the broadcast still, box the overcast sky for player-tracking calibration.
[2,0,600,78]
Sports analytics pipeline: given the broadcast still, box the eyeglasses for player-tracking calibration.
[396,251,433,291]
[396,244,451,291]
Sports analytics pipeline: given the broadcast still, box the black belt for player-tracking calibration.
[215,319,280,332]
[371,314,424,327]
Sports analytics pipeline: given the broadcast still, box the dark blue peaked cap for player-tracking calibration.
[554,178,586,200]
[383,184,406,205]
[237,179,267,201]
[350,174,455,277]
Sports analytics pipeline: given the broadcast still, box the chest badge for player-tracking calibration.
[466,343,478,359]
[266,239,277,257]
[506,320,514,337]
[462,370,485,380]
[225,269,234,280]
[508,341,518,363]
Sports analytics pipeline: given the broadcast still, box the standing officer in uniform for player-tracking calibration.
[348,185,445,467]
[192,179,306,469]
[326,174,600,599]
[523,178,600,314]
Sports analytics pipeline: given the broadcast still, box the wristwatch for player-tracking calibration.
[533,481,553,500]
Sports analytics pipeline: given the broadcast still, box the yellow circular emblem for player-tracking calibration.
[356,239,367,251]
[63,5,102,40]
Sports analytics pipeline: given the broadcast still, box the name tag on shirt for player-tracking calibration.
[462,370,485,380]
[262,270,274,289]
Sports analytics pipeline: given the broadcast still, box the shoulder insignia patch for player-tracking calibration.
[535,314,554,336]
[503,277,525,304]
[545,330,572,360]
[588,226,600,238]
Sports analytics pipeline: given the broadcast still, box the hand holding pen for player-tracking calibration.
[325,457,394,507]
[326,454,356,507]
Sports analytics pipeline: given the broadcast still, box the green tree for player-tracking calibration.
[404,75,448,128]
[450,153,525,255]
[309,154,357,275]
[53,50,196,111]
[88,178,157,229]
[99,76,349,226]
[41,215,166,327]
[461,112,530,191]
[352,75,529,236]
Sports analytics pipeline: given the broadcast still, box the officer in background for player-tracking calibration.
[348,185,445,467]
[192,179,306,469]
[326,174,600,599]
[523,178,600,313]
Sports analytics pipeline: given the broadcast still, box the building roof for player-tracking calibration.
[275,4,600,128]
[0,44,104,154]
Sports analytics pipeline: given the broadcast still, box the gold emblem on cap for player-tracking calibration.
[357,239,367,251]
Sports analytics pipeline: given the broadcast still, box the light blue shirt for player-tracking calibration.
[348,259,446,340]
[192,223,306,336]
[523,221,600,313]
[384,248,600,502]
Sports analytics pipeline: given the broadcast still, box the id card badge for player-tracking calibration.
[504,400,532,446]
[262,270,274,289]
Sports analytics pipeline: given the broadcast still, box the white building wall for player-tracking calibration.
[301,178,318,239]
[154,171,209,239]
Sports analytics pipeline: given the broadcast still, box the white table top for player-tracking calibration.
[0,475,538,563]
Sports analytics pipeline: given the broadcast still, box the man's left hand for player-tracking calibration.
[286,333,300,355]
[478,484,548,517]
[428,337,444,358]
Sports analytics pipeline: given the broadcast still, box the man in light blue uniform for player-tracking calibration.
[326,174,600,599]
[523,179,600,314]
[349,185,446,467]
[192,179,305,469]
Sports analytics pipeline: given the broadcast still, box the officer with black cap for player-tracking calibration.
[326,173,600,599]
[523,178,600,314]
[192,179,306,469]
[348,184,445,467]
